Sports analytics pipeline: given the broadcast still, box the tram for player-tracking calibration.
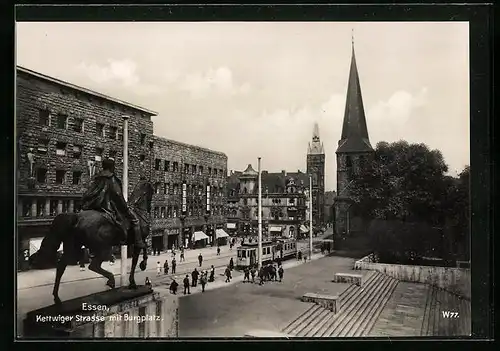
[236,237,297,269]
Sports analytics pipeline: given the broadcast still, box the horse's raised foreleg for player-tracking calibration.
[88,253,115,289]
[53,254,68,305]
[128,245,140,289]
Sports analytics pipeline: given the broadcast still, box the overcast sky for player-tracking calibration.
[16,22,469,191]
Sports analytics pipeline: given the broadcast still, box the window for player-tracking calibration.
[160,207,166,218]
[199,166,203,175]
[153,207,159,219]
[164,161,170,172]
[289,198,295,204]
[184,163,190,174]
[23,201,32,217]
[109,150,117,160]
[108,126,118,140]
[173,206,178,218]
[198,185,202,195]
[73,118,84,132]
[96,123,105,137]
[191,165,196,175]
[50,200,58,216]
[37,138,49,154]
[173,162,179,172]
[208,167,212,176]
[72,145,82,159]
[62,200,70,213]
[55,170,66,184]
[39,109,50,126]
[173,184,179,195]
[36,199,46,217]
[72,171,82,185]
[155,159,161,170]
[140,133,146,145]
[345,156,352,168]
[56,114,68,129]
[36,168,47,183]
[55,142,67,156]
[164,183,169,195]
[95,147,103,161]
[139,154,146,163]
[167,206,172,218]
[155,182,161,194]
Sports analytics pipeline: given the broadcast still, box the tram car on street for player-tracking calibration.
[236,237,297,269]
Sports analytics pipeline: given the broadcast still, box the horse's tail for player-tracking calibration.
[29,213,79,268]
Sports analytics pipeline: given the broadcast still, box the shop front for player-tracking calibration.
[151,229,165,254]
[192,230,209,249]
[226,222,238,236]
[215,228,230,246]
[166,228,180,250]
[269,226,283,237]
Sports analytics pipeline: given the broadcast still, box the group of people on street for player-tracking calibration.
[242,262,284,285]
[168,264,216,295]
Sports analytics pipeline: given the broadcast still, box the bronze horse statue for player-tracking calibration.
[29,181,154,305]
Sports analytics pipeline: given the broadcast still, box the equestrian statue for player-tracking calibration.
[29,158,154,305]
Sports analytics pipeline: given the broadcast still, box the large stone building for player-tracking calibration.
[16,66,156,270]
[306,122,326,226]
[226,165,309,238]
[150,136,227,250]
[335,44,374,236]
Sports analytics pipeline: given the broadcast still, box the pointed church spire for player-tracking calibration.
[336,39,373,153]
[308,122,324,155]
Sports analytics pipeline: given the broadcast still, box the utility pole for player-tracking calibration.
[309,176,313,260]
[258,157,262,269]
[121,115,129,288]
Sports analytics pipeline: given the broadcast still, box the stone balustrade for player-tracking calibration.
[301,293,339,313]
[334,272,364,286]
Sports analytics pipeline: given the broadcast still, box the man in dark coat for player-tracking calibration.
[81,158,145,249]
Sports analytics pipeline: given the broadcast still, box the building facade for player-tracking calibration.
[150,136,227,250]
[306,122,326,226]
[226,165,309,239]
[335,45,374,236]
[16,66,157,270]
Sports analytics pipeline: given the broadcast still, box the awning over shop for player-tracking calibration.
[226,223,237,229]
[192,231,209,242]
[300,225,309,233]
[269,226,282,232]
[215,229,230,239]
[30,238,63,256]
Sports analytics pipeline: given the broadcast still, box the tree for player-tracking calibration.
[350,140,450,225]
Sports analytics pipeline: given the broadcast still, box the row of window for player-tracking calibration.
[154,158,225,178]
[152,205,225,219]
[32,138,118,161]
[20,198,83,218]
[154,182,224,197]
[231,186,303,196]
[32,168,83,185]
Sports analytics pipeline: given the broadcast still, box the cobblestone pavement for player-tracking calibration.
[178,255,358,337]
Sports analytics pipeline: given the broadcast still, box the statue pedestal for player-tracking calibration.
[23,286,178,338]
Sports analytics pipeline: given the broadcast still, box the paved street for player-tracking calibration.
[178,254,359,337]
[16,237,324,336]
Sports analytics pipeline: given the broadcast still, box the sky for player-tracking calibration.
[16,22,470,191]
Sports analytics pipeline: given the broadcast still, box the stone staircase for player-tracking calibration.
[420,285,471,336]
[282,271,399,337]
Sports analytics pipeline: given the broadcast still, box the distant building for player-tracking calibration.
[335,43,374,236]
[307,122,326,226]
[150,137,228,249]
[324,190,336,224]
[226,165,309,238]
[16,66,156,270]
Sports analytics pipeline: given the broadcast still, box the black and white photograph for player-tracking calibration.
[16,20,472,338]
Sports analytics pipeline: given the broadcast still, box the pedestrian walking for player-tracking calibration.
[180,250,185,262]
[209,265,215,282]
[169,278,178,294]
[304,254,307,263]
[156,261,162,276]
[278,266,284,282]
[183,275,191,295]
[171,258,177,274]
[217,246,221,256]
[243,267,250,282]
[229,257,234,271]
[200,272,207,292]
[229,242,233,251]
[171,249,176,258]
[250,266,257,283]
[198,253,203,267]
[224,266,232,283]
[145,277,152,288]
[258,266,265,285]
[191,268,199,287]
[163,260,169,275]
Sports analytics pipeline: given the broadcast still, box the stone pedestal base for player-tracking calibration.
[23,286,178,338]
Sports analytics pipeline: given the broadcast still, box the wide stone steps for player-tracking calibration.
[421,285,471,336]
[283,271,399,338]
[325,273,398,337]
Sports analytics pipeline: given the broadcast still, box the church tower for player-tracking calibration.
[307,122,325,226]
[335,38,374,236]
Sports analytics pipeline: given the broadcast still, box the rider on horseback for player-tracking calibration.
[81,158,145,249]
